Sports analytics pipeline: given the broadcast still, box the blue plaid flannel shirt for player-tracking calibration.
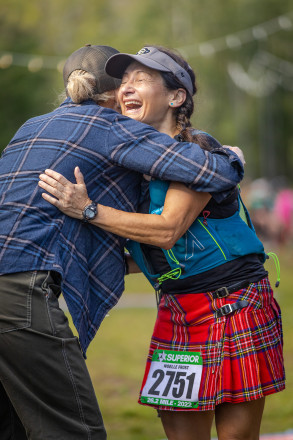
[0,98,243,354]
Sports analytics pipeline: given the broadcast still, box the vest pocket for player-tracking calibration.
[208,216,264,258]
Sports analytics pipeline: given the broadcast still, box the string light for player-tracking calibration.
[0,54,13,68]
[252,26,268,40]
[227,62,279,97]
[227,50,293,96]
[225,35,242,49]
[0,51,66,71]
[0,11,292,72]
[178,11,293,57]
[255,51,293,76]
[28,57,43,72]
[278,15,292,29]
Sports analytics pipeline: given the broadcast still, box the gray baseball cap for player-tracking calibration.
[105,46,194,96]
[63,44,121,93]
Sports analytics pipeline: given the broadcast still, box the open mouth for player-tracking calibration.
[124,100,142,111]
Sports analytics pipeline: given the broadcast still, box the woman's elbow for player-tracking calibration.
[155,216,186,249]
[157,230,178,250]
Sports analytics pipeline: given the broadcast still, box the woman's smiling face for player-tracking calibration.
[118,61,174,132]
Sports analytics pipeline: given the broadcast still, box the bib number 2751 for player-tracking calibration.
[140,350,203,409]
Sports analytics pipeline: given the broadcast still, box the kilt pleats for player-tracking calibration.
[139,277,285,411]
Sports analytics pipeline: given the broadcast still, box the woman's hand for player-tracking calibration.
[38,167,92,219]
[223,145,246,165]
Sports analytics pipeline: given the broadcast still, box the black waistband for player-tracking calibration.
[212,280,251,299]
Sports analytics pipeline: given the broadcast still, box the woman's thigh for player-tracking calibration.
[215,398,265,440]
[159,409,214,440]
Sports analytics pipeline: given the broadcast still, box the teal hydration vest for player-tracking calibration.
[126,179,266,288]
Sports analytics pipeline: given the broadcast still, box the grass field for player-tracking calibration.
[81,247,293,440]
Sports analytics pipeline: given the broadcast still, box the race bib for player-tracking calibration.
[140,350,203,409]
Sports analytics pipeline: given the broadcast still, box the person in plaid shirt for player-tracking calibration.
[0,44,243,439]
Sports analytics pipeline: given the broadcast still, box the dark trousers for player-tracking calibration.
[0,271,106,440]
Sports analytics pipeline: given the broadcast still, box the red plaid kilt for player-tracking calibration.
[139,277,285,411]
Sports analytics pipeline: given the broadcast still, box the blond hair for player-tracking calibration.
[65,70,115,104]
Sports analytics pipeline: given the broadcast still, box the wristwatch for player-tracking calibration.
[82,202,97,223]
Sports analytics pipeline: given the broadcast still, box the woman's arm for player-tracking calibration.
[39,167,211,249]
[96,181,210,249]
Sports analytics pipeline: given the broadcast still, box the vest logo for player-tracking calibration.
[137,47,150,55]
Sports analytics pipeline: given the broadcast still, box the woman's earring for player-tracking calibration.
[170,102,174,106]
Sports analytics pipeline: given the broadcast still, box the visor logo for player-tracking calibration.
[136,47,150,55]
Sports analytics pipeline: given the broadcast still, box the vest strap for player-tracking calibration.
[215,300,249,318]
[212,280,251,299]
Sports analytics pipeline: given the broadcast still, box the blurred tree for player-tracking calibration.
[0,0,292,183]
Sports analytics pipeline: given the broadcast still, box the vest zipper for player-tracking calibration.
[202,210,210,226]
[197,219,227,260]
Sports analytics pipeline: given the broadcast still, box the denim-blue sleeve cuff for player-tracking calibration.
[210,147,244,203]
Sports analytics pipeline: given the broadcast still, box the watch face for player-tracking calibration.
[85,208,96,219]
[83,203,97,220]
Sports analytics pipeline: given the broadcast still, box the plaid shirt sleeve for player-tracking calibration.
[106,115,244,202]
